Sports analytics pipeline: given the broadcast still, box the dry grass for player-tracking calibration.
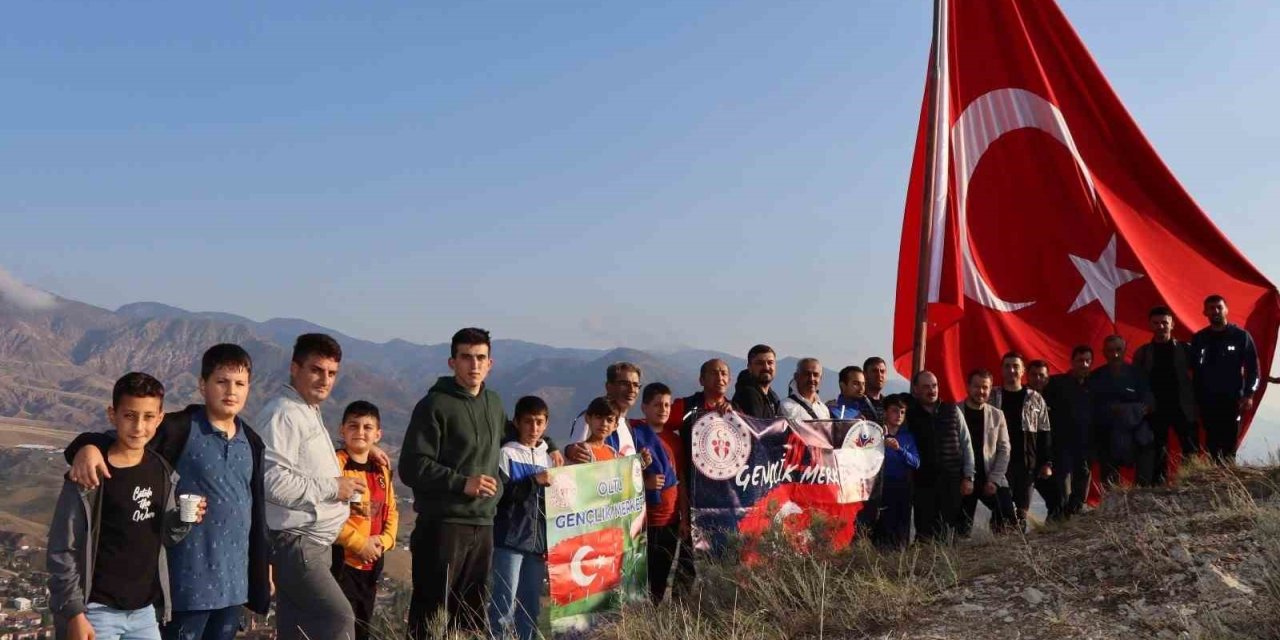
[593,524,958,640]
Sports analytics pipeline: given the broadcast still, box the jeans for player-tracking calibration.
[162,607,242,640]
[84,603,162,640]
[270,531,356,640]
[487,547,545,640]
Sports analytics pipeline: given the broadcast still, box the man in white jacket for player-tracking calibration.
[957,369,1017,536]
[780,358,832,421]
[257,334,365,640]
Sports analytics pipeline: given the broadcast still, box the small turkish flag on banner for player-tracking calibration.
[547,527,624,606]
[893,0,1279,444]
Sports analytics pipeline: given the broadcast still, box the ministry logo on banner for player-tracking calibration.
[690,412,884,553]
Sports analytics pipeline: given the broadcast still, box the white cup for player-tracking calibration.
[349,490,363,504]
[178,494,202,523]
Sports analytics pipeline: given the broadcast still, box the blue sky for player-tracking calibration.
[3,1,1279,385]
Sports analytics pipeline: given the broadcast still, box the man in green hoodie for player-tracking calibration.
[399,327,506,638]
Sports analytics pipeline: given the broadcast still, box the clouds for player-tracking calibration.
[0,266,57,311]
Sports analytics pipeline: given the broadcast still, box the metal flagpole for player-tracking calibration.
[911,0,946,377]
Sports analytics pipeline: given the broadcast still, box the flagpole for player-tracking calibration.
[911,0,945,377]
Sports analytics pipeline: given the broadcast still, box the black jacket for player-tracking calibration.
[64,405,272,615]
[732,371,781,420]
[1132,339,1197,424]
[1191,323,1260,399]
[906,398,966,485]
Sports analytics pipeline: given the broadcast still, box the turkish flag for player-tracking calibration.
[893,0,1279,448]
[547,527,624,606]
[737,483,862,555]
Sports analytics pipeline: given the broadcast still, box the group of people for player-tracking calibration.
[43,294,1265,640]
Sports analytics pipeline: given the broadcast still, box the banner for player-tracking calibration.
[544,456,647,634]
[690,412,884,553]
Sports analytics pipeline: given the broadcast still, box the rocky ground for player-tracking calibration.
[599,461,1280,640]
[886,463,1280,639]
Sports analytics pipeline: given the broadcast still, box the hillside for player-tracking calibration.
[599,461,1280,639]
[2,293,866,445]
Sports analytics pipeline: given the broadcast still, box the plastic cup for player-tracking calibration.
[178,494,202,523]
[349,490,363,504]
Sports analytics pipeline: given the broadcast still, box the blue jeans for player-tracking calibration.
[161,606,242,640]
[84,603,162,640]
[487,547,545,640]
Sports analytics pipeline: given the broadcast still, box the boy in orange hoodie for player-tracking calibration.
[331,401,399,640]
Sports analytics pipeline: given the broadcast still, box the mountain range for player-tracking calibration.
[0,294,898,445]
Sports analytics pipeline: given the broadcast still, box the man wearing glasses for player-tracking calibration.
[567,362,642,460]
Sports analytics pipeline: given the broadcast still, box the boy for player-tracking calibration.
[574,397,620,463]
[871,394,919,548]
[630,383,683,603]
[49,372,204,640]
[64,344,271,640]
[331,401,399,640]
[489,396,555,640]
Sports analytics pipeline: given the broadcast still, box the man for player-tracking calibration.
[1089,335,1154,487]
[1191,295,1261,465]
[1041,346,1095,516]
[828,366,877,422]
[990,352,1055,527]
[663,359,736,598]
[567,362,642,459]
[1133,305,1199,481]
[780,358,832,421]
[399,328,507,637]
[733,344,781,419]
[257,334,361,640]
[957,369,1016,536]
[862,357,890,425]
[1025,360,1066,520]
[905,371,975,543]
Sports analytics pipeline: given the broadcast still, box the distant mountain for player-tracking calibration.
[2,295,864,445]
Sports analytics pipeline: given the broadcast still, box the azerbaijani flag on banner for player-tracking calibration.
[543,456,648,634]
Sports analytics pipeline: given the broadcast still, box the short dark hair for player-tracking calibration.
[883,393,910,411]
[1027,359,1050,372]
[514,396,549,421]
[1071,344,1094,359]
[585,396,616,418]
[293,333,342,365]
[967,368,994,384]
[201,343,253,380]
[838,366,864,385]
[1149,305,1173,319]
[747,344,775,362]
[1204,294,1226,306]
[1001,351,1025,364]
[863,356,886,370]
[450,327,491,358]
[342,400,380,425]
[911,370,934,386]
[112,372,165,408]
[606,362,642,384]
[642,382,672,405]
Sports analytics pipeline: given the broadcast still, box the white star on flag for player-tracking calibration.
[1068,234,1143,322]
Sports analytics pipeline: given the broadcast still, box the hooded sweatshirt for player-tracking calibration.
[398,376,506,525]
[732,370,781,420]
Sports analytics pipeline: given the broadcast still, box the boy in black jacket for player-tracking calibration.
[488,396,557,640]
[48,373,202,640]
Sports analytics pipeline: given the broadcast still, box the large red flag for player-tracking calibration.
[893,0,1279,444]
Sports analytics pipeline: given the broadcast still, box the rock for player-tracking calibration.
[1021,586,1047,606]
[1196,563,1257,598]
[1002,616,1014,623]
[1169,542,1194,566]
[951,603,985,614]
